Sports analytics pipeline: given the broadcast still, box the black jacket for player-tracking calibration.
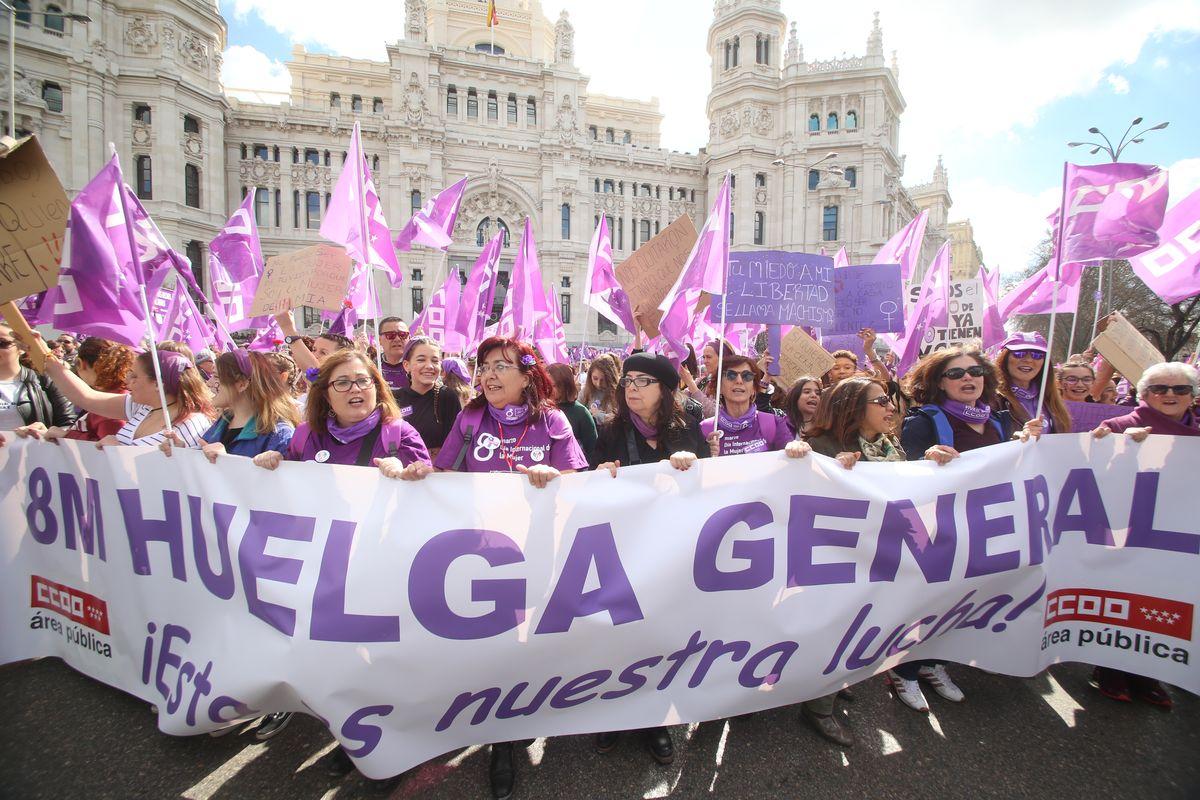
[590,414,710,469]
[6,367,76,428]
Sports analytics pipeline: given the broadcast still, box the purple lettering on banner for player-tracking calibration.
[599,656,664,700]
[550,670,612,709]
[687,639,751,688]
[409,529,525,640]
[188,496,236,601]
[656,630,707,691]
[535,523,644,635]
[118,489,186,580]
[26,467,58,545]
[59,473,106,561]
[964,483,1020,578]
[186,661,213,726]
[709,251,835,326]
[154,623,189,701]
[496,679,561,719]
[341,705,394,758]
[435,687,502,732]
[828,263,905,334]
[694,501,775,592]
[208,695,258,723]
[237,510,315,637]
[1066,400,1128,432]
[869,495,957,583]
[1052,469,1114,546]
[1127,472,1200,555]
[885,615,939,657]
[311,520,401,642]
[786,495,868,586]
[1024,476,1052,565]
[737,641,799,688]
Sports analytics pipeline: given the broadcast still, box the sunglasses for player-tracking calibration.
[723,369,756,383]
[943,365,987,380]
[1146,384,1194,397]
[381,331,410,341]
[1009,350,1046,361]
[0,339,14,349]
[866,395,894,408]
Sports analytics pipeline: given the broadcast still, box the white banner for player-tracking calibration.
[1,434,1197,778]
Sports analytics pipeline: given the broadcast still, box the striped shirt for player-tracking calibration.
[116,396,210,448]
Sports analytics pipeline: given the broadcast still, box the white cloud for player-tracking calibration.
[1167,157,1200,201]
[221,44,291,100]
[1153,55,1171,68]
[1106,73,1131,94]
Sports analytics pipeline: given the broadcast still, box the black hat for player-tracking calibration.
[622,352,680,392]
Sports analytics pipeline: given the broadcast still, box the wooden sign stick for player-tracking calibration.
[0,300,50,372]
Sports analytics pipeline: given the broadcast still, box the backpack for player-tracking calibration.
[917,405,1004,446]
[290,419,407,467]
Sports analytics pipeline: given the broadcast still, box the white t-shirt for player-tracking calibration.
[116,395,209,447]
[0,378,24,431]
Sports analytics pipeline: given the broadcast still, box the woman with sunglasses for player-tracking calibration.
[0,323,75,432]
[993,332,1071,435]
[700,355,794,457]
[1088,361,1197,710]
[15,338,134,443]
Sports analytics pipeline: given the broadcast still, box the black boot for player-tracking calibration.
[645,726,674,765]
[595,731,620,753]
[489,742,516,800]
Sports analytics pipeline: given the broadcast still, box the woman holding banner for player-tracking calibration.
[14,337,133,443]
[700,355,793,457]
[994,332,1071,435]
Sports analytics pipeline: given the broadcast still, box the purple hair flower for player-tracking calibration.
[305,367,321,382]
[520,354,536,367]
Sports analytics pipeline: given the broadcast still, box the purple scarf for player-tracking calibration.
[328,408,381,444]
[1012,383,1054,432]
[630,412,658,439]
[940,399,992,424]
[487,403,530,425]
[717,406,757,433]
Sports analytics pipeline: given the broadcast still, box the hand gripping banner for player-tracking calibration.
[1,434,1197,778]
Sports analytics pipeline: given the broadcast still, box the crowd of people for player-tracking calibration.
[1,318,1195,799]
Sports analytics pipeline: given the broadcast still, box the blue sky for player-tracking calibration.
[219,0,1200,278]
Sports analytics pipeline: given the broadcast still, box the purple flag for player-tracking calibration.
[979,266,1006,350]
[1060,163,1168,263]
[209,253,266,333]
[890,242,952,376]
[326,303,357,337]
[658,174,732,359]
[535,283,569,364]
[456,232,504,350]
[248,318,284,352]
[497,218,543,341]
[18,293,48,326]
[1130,186,1200,304]
[875,209,929,283]
[209,192,262,283]
[395,177,468,253]
[413,268,466,353]
[322,121,403,288]
[584,216,637,334]
[161,279,215,354]
[998,260,1083,319]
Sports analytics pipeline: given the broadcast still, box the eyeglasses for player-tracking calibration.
[942,365,987,380]
[866,395,894,408]
[1146,384,1195,396]
[381,330,410,341]
[619,375,660,388]
[1009,350,1046,361]
[1060,375,1089,385]
[330,376,374,392]
[478,362,518,376]
[723,369,756,383]
[0,339,14,349]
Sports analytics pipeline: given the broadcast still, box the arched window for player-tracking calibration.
[641,183,651,196]
[322,150,331,166]
[753,211,765,245]
[43,4,64,32]
[755,34,770,65]
[846,111,858,130]
[240,144,247,160]
[526,97,537,126]
[506,93,517,124]
[371,155,379,171]
[602,179,614,193]
[808,113,820,133]
[593,178,600,192]
[732,37,739,66]
[808,169,820,191]
[291,147,299,164]
[41,81,62,113]
[411,190,422,216]
[135,155,152,199]
[474,42,505,54]
[272,145,279,162]
[476,217,512,247]
[845,167,857,188]
[183,114,200,134]
[13,0,32,24]
[184,164,201,208]
[446,86,458,115]
[827,112,839,131]
[561,203,571,240]
[467,89,478,119]
[668,188,675,200]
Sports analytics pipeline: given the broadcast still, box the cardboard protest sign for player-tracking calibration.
[828,263,904,334]
[250,245,354,316]
[1091,312,1164,384]
[0,136,70,304]
[1066,401,1128,433]
[779,326,835,386]
[614,216,698,338]
[916,279,984,357]
[710,251,834,326]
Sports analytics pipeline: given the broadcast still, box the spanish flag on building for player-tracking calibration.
[486,0,499,28]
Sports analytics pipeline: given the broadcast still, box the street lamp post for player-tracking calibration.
[772,152,842,251]
[1,4,92,138]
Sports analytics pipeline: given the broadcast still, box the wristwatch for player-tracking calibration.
[284,335,302,345]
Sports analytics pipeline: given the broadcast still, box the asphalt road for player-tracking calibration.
[0,658,1196,800]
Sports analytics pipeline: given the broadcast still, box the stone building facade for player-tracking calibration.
[4,0,967,344]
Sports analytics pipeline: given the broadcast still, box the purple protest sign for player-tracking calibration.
[709,251,834,326]
[828,263,904,334]
[820,334,868,364]
[1066,401,1128,432]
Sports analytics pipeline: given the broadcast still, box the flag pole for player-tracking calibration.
[1089,262,1106,343]
[111,144,174,433]
[1035,162,1071,425]
[352,124,383,372]
[712,171,732,431]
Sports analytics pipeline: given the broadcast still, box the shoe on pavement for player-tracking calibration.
[254,712,293,741]
[837,685,856,702]
[489,742,515,800]
[1092,667,1132,703]
[918,664,965,703]
[801,705,854,748]
[327,746,356,777]
[1129,675,1172,710]
[595,731,620,754]
[886,671,929,713]
[645,726,674,765]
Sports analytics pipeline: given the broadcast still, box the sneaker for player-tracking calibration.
[254,712,293,740]
[886,671,929,712]
[918,664,965,703]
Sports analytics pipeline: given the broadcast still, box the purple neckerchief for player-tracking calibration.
[630,412,658,439]
[1012,383,1054,432]
[941,399,992,424]
[487,403,529,425]
[717,405,757,433]
[327,408,381,444]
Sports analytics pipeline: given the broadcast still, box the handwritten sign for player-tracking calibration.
[1092,312,1164,384]
[0,136,70,304]
[820,334,869,364]
[917,279,984,357]
[250,245,354,316]
[710,251,834,326]
[779,326,835,386]
[828,263,904,334]
[614,215,698,339]
[1066,400,1128,432]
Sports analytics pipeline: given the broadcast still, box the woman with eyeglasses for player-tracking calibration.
[393,336,463,458]
[700,355,795,457]
[993,332,1071,435]
[1058,359,1097,403]
[1088,361,1197,710]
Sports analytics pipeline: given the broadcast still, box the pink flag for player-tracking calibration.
[321,121,403,288]
[161,279,215,354]
[584,216,637,334]
[248,319,284,352]
[497,218,543,341]
[875,209,929,283]
[395,177,468,253]
[833,246,850,268]
[890,242,952,376]
[535,283,570,364]
[978,266,1006,350]
[1059,162,1168,263]
[209,253,265,333]
[1129,186,1200,304]
[658,174,732,359]
[209,192,262,283]
[998,260,1083,319]
[456,232,504,350]
[413,268,466,353]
